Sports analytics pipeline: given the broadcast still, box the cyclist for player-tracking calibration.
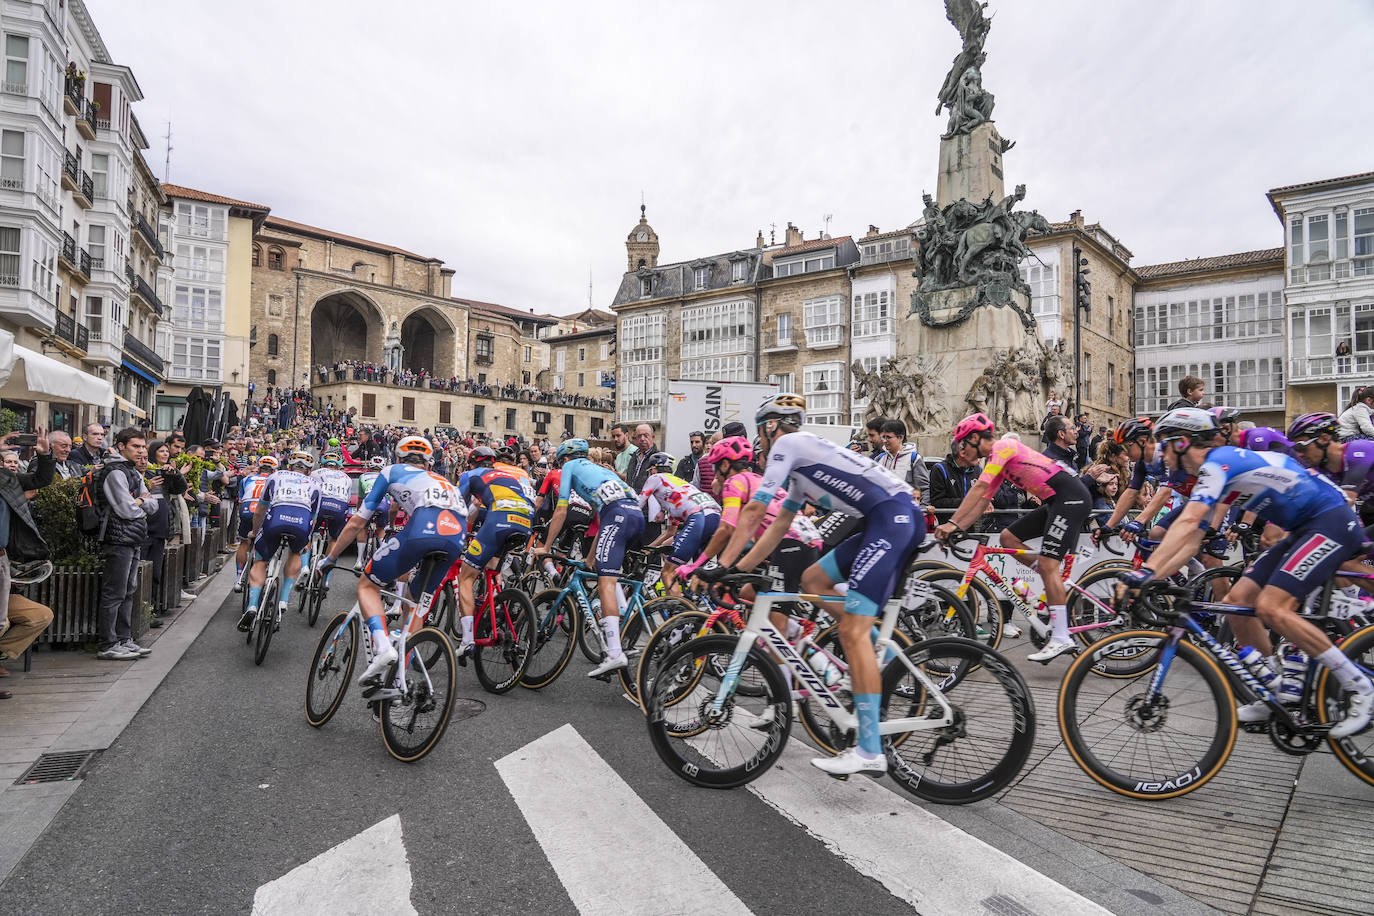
[934,413,1092,664]
[355,455,390,571]
[307,452,353,576]
[533,438,644,679]
[1095,417,1155,539]
[240,450,320,634]
[318,436,467,684]
[702,394,922,777]
[233,455,277,590]
[1117,407,1374,738]
[1290,412,1373,520]
[637,452,721,592]
[1241,427,1295,454]
[455,446,536,657]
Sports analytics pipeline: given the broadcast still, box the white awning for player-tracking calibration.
[114,394,147,419]
[0,328,115,409]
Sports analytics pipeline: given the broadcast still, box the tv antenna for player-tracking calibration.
[822,213,833,237]
[587,266,593,308]
[163,119,173,182]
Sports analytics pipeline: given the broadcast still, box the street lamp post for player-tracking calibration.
[1072,246,1092,419]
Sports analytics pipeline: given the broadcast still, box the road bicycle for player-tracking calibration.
[427,536,536,694]
[1058,576,1374,800]
[644,571,1035,804]
[304,553,458,763]
[245,541,290,666]
[294,517,332,627]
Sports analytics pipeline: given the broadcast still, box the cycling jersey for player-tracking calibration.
[261,470,321,513]
[977,438,1063,503]
[358,471,381,500]
[638,472,719,523]
[458,463,536,516]
[1190,447,1347,529]
[237,473,269,515]
[254,470,320,560]
[357,463,464,521]
[719,471,818,544]
[751,431,912,516]
[558,458,636,512]
[1323,440,1374,501]
[361,465,467,590]
[310,467,353,512]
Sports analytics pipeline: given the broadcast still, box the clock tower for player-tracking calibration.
[625,204,660,272]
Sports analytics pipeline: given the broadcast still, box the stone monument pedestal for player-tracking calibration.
[898,285,1039,459]
[937,122,1007,207]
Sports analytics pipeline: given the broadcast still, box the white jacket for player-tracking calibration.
[1337,402,1374,441]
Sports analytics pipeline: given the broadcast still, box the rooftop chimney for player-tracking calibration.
[866,225,880,238]
[756,229,765,248]
[1070,210,1085,228]
[784,222,803,247]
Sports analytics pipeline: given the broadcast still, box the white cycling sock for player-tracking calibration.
[460,616,474,645]
[1048,605,1070,644]
[1317,647,1374,693]
[785,618,802,640]
[615,584,629,614]
[602,616,622,658]
[372,628,391,654]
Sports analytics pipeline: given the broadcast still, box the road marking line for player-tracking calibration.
[496,723,752,916]
[735,738,1110,915]
[251,813,415,916]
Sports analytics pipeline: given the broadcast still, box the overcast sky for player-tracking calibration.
[90,0,1373,316]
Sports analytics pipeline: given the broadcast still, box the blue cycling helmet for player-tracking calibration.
[556,438,589,463]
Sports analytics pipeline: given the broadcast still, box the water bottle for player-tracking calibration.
[1011,578,1034,605]
[1279,648,1307,705]
[805,646,842,688]
[1236,645,1280,693]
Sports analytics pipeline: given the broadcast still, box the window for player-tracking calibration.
[4,35,28,95]
[175,243,225,282]
[172,284,224,331]
[803,295,844,347]
[478,373,486,385]
[768,372,795,393]
[522,370,531,384]
[506,407,517,430]
[852,289,893,338]
[252,246,260,267]
[267,333,279,356]
[731,259,747,282]
[439,401,451,424]
[1083,352,1092,401]
[776,313,792,346]
[31,232,55,301]
[694,265,710,290]
[1356,208,1374,276]
[476,335,493,359]
[555,349,565,371]
[0,226,20,285]
[1107,295,1115,335]
[620,362,666,422]
[523,345,531,363]
[599,340,609,360]
[1019,258,1061,341]
[590,417,604,438]
[639,276,652,298]
[472,404,483,426]
[564,414,575,434]
[87,224,105,269]
[361,393,376,416]
[577,372,585,387]
[774,254,835,278]
[85,295,103,333]
[170,335,222,380]
[33,136,57,210]
[177,202,227,240]
[552,373,564,389]
[1107,361,1116,407]
[578,346,586,361]
[860,237,912,265]
[681,300,754,359]
[267,248,283,270]
[90,153,108,198]
[266,368,276,385]
[533,410,550,435]
[267,294,284,317]
[803,362,844,422]
[0,129,22,190]
[621,312,665,363]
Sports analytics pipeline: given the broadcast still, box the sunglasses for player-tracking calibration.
[1158,435,1192,452]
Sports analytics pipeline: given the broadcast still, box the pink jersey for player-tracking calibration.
[638,473,719,523]
[977,437,1065,502]
[720,471,821,545]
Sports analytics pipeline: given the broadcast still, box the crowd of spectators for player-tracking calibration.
[315,360,614,410]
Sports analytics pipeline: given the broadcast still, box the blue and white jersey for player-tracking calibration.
[262,470,321,515]
[557,458,637,512]
[357,463,464,521]
[309,467,353,513]
[1190,446,1347,529]
[752,430,912,516]
[237,472,270,515]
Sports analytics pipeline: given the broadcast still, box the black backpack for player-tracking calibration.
[75,465,112,537]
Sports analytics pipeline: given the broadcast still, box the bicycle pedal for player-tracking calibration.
[1241,721,1269,734]
[590,672,616,683]
[825,772,850,782]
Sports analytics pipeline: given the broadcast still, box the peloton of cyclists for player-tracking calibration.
[307,452,354,582]
[233,455,278,590]
[455,446,536,658]
[240,451,321,634]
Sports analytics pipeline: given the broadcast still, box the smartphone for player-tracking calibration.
[12,433,37,447]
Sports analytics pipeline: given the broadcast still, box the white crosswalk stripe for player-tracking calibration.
[496,723,754,916]
[251,814,416,916]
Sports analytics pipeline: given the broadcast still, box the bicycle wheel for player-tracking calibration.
[635,610,728,714]
[520,589,581,689]
[897,583,976,643]
[1318,623,1374,786]
[473,589,535,694]
[614,596,689,700]
[380,627,457,763]
[429,581,458,643]
[305,612,360,727]
[797,624,914,755]
[1062,568,1158,679]
[1058,629,1236,799]
[254,577,278,666]
[307,568,328,627]
[577,596,606,663]
[916,567,1005,649]
[1186,565,1245,644]
[645,634,791,789]
[879,637,1035,804]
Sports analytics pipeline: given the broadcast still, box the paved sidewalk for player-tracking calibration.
[0,558,237,882]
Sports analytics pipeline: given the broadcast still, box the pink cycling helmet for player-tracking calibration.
[706,436,753,466]
[953,413,995,442]
[1241,427,1294,453]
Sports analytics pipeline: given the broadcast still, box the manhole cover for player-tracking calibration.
[451,698,486,722]
[15,750,101,785]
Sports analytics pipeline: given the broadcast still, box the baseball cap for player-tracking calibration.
[722,421,748,438]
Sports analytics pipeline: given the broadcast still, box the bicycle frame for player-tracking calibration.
[325,575,440,702]
[710,584,957,738]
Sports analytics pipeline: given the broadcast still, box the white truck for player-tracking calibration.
[663,379,858,458]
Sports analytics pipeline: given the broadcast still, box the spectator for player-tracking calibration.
[1045,390,1063,416]
[864,417,886,456]
[168,431,186,458]
[611,423,637,477]
[1166,375,1204,411]
[928,435,982,512]
[1337,339,1352,373]
[140,440,186,627]
[71,422,108,467]
[47,431,83,479]
[96,427,158,661]
[626,423,660,493]
[0,430,55,697]
[1337,387,1374,442]
[1042,414,1079,473]
[1039,403,1062,448]
[874,419,929,503]
[1075,413,1093,468]
[1088,426,1107,465]
[0,451,16,472]
[675,431,705,485]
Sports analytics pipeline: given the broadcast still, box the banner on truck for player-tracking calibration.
[665,379,778,459]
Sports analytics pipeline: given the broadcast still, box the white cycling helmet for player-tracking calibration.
[369,456,385,469]
[288,449,315,470]
[395,435,433,465]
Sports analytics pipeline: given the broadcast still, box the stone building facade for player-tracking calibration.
[545,323,616,400]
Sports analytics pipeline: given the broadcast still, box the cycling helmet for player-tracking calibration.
[1287,411,1339,444]
[368,456,385,469]
[755,393,807,428]
[496,446,517,463]
[1153,407,1220,444]
[647,451,674,471]
[257,455,279,470]
[1112,417,1153,445]
[395,435,433,465]
[1241,427,1294,453]
[1210,406,1241,425]
[556,438,589,463]
[953,412,995,443]
[328,437,340,447]
[470,446,497,466]
[321,453,342,468]
[289,450,315,470]
[706,436,753,466]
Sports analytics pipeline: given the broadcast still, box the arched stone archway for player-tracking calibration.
[311,291,385,368]
[400,306,456,377]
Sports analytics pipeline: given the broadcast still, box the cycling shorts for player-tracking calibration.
[237,511,255,539]
[462,511,532,570]
[318,504,349,540]
[592,499,645,578]
[253,507,313,560]
[764,538,822,617]
[1241,505,1364,600]
[1004,471,1091,561]
[365,506,467,594]
[1153,504,1230,559]
[817,498,924,616]
[670,511,719,564]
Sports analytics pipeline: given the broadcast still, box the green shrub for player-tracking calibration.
[30,477,101,568]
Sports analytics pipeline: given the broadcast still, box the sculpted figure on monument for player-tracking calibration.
[935,0,998,140]
[852,356,951,437]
